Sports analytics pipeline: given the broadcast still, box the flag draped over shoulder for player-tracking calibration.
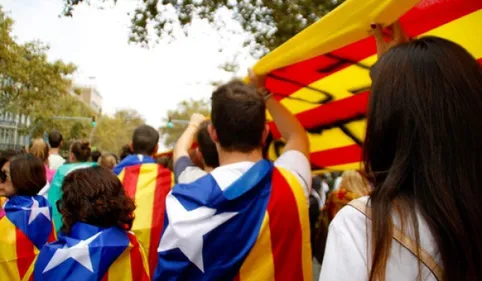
[34,222,150,281]
[255,0,482,171]
[116,155,174,277]
[0,195,56,281]
[155,160,312,281]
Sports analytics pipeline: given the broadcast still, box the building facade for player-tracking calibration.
[0,110,31,150]
[70,82,103,114]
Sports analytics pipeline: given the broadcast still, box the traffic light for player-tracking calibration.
[91,116,97,127]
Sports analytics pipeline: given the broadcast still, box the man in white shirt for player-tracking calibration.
[155,70,313,280]
[47,130,65,170]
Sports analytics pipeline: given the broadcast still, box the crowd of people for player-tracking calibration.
[0,21,481,281]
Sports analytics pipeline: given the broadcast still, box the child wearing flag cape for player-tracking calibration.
[35,166,150,281]
[0,154,56,281]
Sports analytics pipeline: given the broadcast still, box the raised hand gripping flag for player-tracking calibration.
[34,223,150,281]
[155,160,312,281]
[0,195,56,281]
[116,155,174,277]
[256,0,482,171]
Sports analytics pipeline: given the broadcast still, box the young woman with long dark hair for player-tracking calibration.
[319,23,482,281]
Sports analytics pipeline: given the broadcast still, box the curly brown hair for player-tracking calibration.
[58,166,135,234]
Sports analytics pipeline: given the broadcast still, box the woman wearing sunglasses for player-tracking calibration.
[0,154,56,281]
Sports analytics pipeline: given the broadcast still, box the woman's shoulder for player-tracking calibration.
[329,196,370,234]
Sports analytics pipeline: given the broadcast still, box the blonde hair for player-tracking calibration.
[29,138,49,164]
[98,153,118,170]
[338,170,370,197]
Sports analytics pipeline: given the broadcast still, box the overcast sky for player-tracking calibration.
[2,0,256,129]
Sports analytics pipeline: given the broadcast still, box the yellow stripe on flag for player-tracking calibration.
[238,214,275,281]
[0,218,21,281]
[277,168,313,281]
[131,164,159,268]
[107,247,133,281]
[118,169,125,182]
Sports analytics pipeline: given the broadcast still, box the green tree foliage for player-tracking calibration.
[61,0,345,56]
[91,109,145,155]
[159,98,210,148]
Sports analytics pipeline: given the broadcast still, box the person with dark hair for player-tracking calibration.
[155,71,312,279]
[34,167,149,280]
[47,130,65,170]
[113,125,173,275]
[319,23,482,281]
[119,144,132,161]
[0,154,56,281]
[173,114,220,184]
[91,149,102,163]
[48,140,97,232]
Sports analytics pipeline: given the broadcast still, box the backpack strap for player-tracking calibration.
[348,200,444,281]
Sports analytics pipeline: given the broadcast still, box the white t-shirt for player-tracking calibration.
[48,154,65,170]
[210,150,311,197]
[178,166,207,184]
[319,196,441,281]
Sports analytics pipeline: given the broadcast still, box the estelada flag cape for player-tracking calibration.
[34,222,149,281]
[254,0,482,171]
[155,160,311,281]
[0,195,56,281]
[116,154,174,278]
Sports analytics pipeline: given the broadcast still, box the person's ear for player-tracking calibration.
[208,124,219,144]
[262,124,270,144]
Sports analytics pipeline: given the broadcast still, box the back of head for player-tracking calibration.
[338,171,370,197]
[120,144,132,161]
[91,150,102,162]
[196,120,219,168]
[10,154,46,196]
[0,149,23,168]
[98,153,118,170]
[59,166,135,234]
[364,36,482,281]
[29,138,49,163]
[70,141,92,162]
[132,125,159,156]
[48,130,63,149]
[211,80,266,152]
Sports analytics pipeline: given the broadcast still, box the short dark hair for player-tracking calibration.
[0,149,23,169]
[119,144,132,161]
[10,154,46,196]
[132,125,159,155]
[197,120,219,168]
[59,166,136,234]
[91,150,102,162]
[48,130,63,148]
[70,141,91,162]
[211,81,266,152]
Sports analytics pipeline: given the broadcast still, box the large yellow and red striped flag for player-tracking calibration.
[256,0,482,171]
[116,155,174,278]
[0,196,56,281]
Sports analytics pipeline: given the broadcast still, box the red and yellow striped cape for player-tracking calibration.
[101,232,150,281]
[0,210,56,281]
[118,163,174,277]
[234,167,312,281]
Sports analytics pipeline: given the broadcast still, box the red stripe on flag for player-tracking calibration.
[101,274,109,281]
[15,228,35,280]
[122,165,141,199]
[267,168,304,280]
[267,0,481,97]
[233,274,241,281]
[128,232,150,281]
[47,223,56,243]
[268,91,370,138]
[147,166,173,276]
[310,144,362,168]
